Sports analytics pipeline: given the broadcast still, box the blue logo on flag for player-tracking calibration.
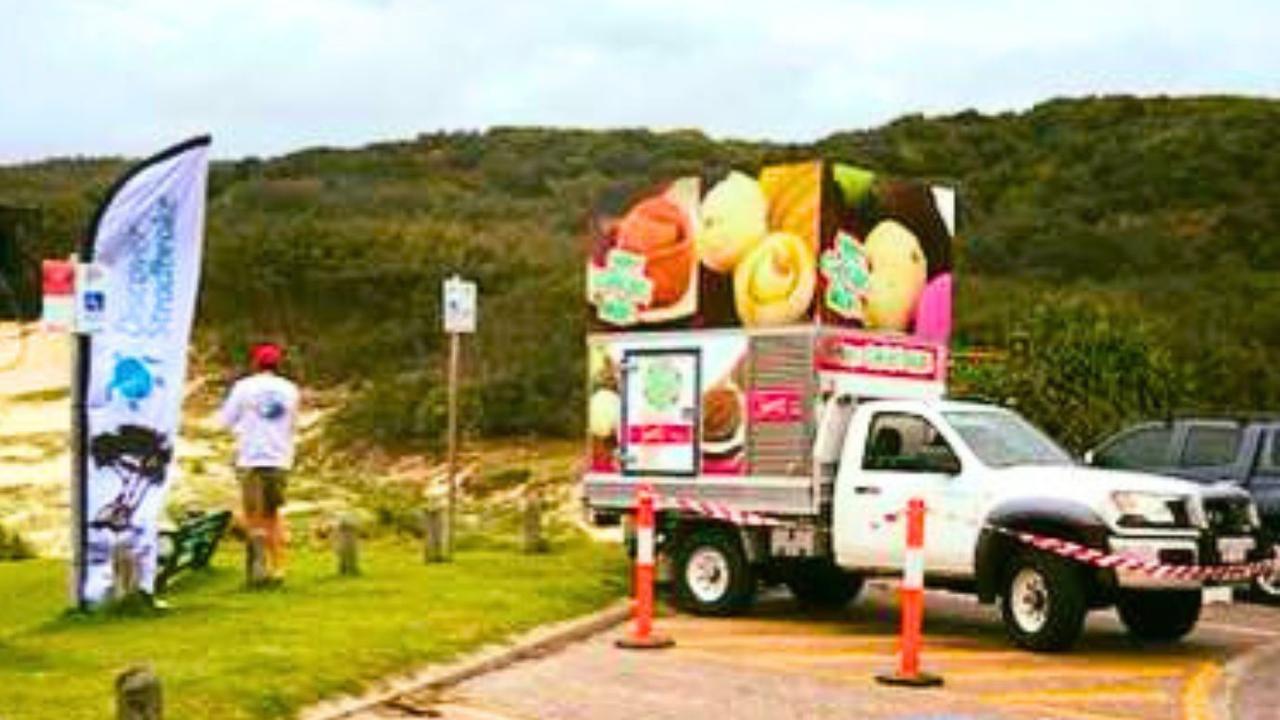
[107,355,164,410]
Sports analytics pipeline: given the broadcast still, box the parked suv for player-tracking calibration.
[1086,418,1280,602]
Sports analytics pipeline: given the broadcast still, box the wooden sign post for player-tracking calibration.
[442,276,476,559]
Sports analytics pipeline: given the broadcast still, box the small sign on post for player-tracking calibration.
[442,276,477,559]
[443,276,477,335]
[74,262,108,335]
[41,259,75,333]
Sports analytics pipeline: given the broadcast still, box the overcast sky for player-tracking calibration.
[2,0,1276,162]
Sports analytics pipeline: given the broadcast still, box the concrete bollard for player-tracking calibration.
[522,489,548,555]
[422,508,447,563]
[245,530,270,588]
[111,542,140,601]
[116,665,162,719]
[336,514,360,576]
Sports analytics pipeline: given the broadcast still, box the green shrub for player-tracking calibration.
[0,525,34,561]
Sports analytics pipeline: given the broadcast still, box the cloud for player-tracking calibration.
[0,0,1276,161]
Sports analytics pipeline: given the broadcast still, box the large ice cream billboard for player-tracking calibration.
[587,161,955,342]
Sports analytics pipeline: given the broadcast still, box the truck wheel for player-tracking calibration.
[999,550,1087,652]
[1249,568,1280,605]
[673,528,756,616]
[785,560,864,609]
[1116,591,1202,642]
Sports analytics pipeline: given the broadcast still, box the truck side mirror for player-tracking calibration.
[920,447,961,475]
[937,455,962,475]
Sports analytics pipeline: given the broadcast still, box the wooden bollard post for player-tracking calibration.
[522,489,547,554]
[116,665,162,719]
[112,542,140,601]
[245,530,270,588]
[422,508,447,563]
[336,515,360,576]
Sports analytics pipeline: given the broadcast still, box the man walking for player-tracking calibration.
[219,342,299,581]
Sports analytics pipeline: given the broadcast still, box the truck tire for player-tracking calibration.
[1249,568,1280,605]
[1116,591,1202,642]
[999,549,1088,652]
[673,527,756,616]
[785,560,864,609]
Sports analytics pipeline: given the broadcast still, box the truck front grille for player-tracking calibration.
[1202,497,1253,534]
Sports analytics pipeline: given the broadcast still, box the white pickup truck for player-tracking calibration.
[585,329,1271,651]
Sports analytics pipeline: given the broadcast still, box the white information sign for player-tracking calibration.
[74,262,108,335]
[443,276,477,334]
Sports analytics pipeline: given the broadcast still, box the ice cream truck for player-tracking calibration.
[584,161,1270,651]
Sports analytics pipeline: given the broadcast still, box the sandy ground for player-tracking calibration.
[0,325,74,555]
[0,325,245,556]
[0,323,587,558]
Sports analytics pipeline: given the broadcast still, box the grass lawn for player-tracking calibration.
[0,534,627,719]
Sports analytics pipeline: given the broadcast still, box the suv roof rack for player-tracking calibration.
[1165,411,1280,425]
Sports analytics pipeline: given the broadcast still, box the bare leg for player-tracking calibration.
[266,511,286,579]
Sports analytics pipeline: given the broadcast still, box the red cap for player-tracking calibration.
[250,343,283,371]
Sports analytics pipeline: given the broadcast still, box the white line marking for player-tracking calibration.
[1197,621,1280,638]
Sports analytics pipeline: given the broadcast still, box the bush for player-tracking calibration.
[0,525,34,561]
[953,299,1189,452]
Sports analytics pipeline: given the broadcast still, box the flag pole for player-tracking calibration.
[69,252,89,609]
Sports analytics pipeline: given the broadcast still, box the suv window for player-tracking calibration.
[1254,430,1280,476]
[1180,425,1241,468]
[863,413,959,473]
[1095,426,1171,469]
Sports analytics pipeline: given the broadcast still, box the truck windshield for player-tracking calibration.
[943,410,1074,468]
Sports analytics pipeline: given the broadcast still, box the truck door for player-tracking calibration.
[620,348,701,477]
[834,410,969,573]
[1249,428,1280,538]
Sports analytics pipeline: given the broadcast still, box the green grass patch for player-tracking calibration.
[0,534,626,719]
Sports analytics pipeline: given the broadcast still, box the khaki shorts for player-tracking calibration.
[239,468,288,517]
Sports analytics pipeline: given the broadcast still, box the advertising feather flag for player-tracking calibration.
[74,136,210,605]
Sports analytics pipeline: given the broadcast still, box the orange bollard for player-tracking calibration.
[616,484,674,650]
[876,497,943,687]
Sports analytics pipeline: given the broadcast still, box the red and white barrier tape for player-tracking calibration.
[661,497,785,527]
[871,504,1278,581]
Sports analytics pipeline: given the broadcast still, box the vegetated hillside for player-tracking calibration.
[2,94,1278,449]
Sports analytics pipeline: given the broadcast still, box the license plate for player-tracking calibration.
[1218,537,1255,564]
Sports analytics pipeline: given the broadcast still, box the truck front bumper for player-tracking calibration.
[1107,533,1272,590]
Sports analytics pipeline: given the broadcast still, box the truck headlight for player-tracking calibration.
[1111,491,1185,528]
[1247,501,1262,528]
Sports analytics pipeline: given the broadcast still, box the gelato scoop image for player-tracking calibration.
[734,231,817,327]
[698,172,768,273]
[913,273,953,343]
[702,384,743,443]
[759,161,821,248]
[588,388,622,438]
[863,220,927,331]
[616,196,694,308]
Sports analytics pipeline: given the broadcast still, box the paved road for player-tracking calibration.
[362,584,1280,720]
